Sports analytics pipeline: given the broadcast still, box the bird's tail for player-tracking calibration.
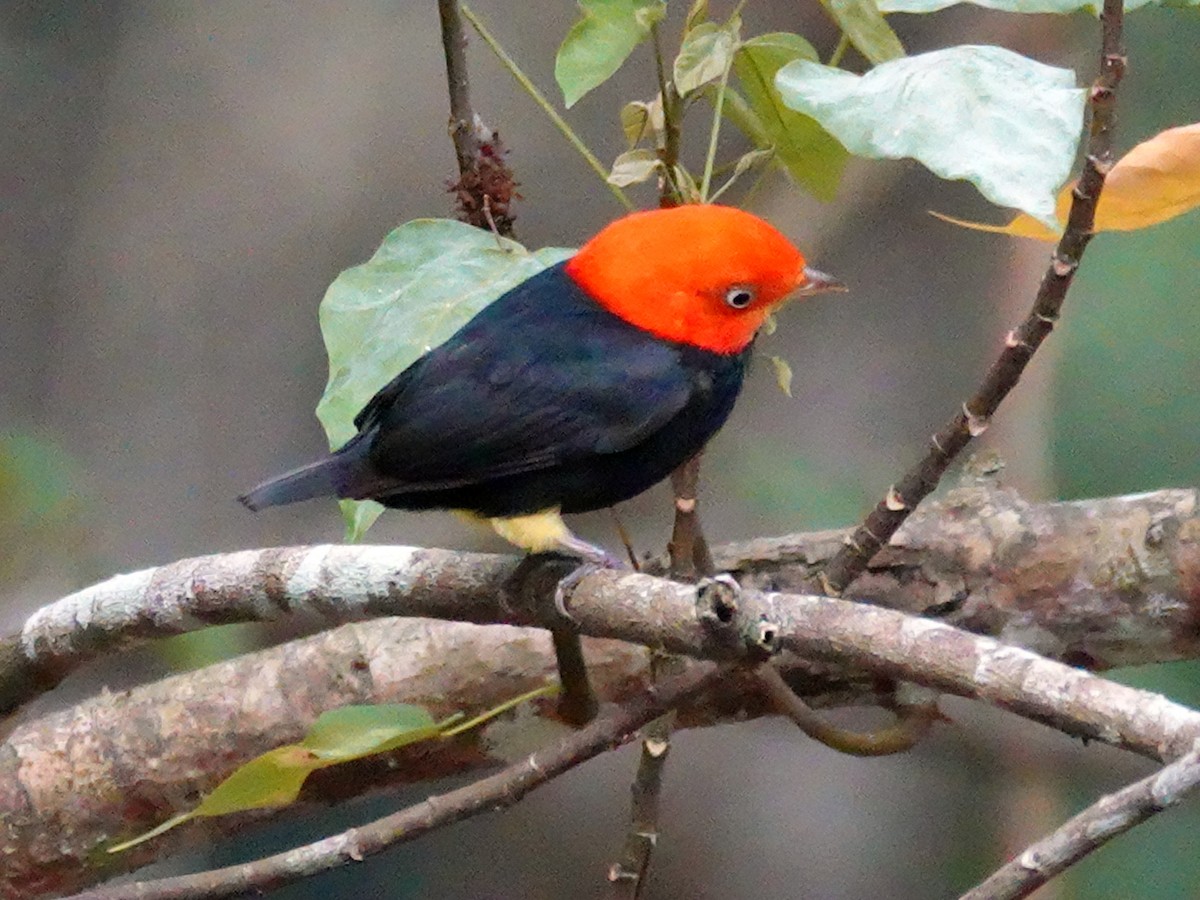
[239,456,346,511]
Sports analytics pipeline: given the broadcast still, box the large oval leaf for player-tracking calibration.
[316,219,574,539]
[823,0,905,65]
[877,0,1182,14]
[555,0,666,108]
[935,122,1200,239]
[775,46,1086,226]
[729,33,848,201]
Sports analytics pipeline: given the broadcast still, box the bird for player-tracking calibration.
[239,204,843,565]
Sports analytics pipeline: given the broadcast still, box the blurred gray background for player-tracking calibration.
[3,2,1199,897]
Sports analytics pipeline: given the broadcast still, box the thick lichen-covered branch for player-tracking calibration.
[8,484,1200,719]
[8,487,1200,895]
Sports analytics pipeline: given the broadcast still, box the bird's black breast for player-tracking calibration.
[347,262,751,518]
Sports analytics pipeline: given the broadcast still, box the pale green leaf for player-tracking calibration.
[767,354,793,397]
[608,148,661,186]
[684,0,709,31]
[671,164,704,203]
[620,101,650,147]
[673,21,738,96]
[776,46,1085,225]
[824,0,905,64]
[733,146,775,179]
[877,0,1179,14]
[730,33,848,201]
[555,0,667,108]
[198,747,316,815]
[316,220,573,539]
[303,704,443,759]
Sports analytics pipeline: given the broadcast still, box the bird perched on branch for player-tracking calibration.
[240,204,842,564]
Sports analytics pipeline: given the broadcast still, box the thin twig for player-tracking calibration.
[650,22,683,207]
[819,0,1128,595]
[827,33,851,67]
[438,0,517,235]
[438,0,479,177]
[607,655,683,898]
[459,3,634,212]
[551,624,599,725]
[66,665,725,900]
[960,739,1200,900]
[699,61,731,202]
[668,454,715,582]
[759,665,936,756]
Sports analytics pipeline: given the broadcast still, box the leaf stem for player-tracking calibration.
[651,21,683,205]
[699,62,731,202]
[441,683,560,737]
[828,32,851,68]
[460,3,634,211]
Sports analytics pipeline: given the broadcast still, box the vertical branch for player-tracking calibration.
[651,22,683,208]
[439,0,518,235]
[819,0,1127,596]
[959,740,1200,900]
[607,657,682,899]
[668,454,716,581]
[439,0,479,176]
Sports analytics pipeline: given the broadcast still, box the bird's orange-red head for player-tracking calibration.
[565,205,840,355]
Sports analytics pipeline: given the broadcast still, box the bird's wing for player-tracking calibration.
[356,328,694,491]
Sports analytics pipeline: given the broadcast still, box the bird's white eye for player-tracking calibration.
[724,286,755,309]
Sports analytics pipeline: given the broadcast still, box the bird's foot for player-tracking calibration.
[552,536,627,621]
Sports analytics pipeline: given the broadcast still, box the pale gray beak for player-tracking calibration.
[795,266,846,296]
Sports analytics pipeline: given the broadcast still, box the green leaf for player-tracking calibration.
[766,354,794,397]
[877,0,1184,14]
[555,0,667,108]
[673,21,738,97]
[196,746,317,816]
[316,220,573,539]
[730,33,849,201]
[684,0,709,31]
[608,148,662,186]
[775,46,1086,225]
[303,704,444,759]
[732,146,775,179]
[620,101,650,147]
[823,0,905,65]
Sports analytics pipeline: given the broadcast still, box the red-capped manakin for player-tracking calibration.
[240,205,842,562]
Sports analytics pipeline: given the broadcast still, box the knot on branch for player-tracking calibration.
[448,120,519,237]
[695,574,779,660]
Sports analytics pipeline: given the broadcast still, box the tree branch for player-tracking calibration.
[959,739,1200,900]
[438,0,517,235]
[9,485,1200,718]
[63,665,725,900]
[820,0,1128,593]
[10,488,1200,894]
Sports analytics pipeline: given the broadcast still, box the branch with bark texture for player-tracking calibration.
[438,0,517,235]
[960,738,1200,900]
[8,483,1200,718]
[8,486,1200,896]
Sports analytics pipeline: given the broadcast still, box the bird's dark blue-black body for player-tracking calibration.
[240,262,750,518]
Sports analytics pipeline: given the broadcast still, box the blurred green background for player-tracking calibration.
[2,2,1198,897]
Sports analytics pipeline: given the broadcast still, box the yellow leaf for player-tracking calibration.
[1094,122,1200,232]
[932,123,1200,241]
[929,209,1059,241]
[766,354,793,398]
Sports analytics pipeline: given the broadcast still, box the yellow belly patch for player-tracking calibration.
[455,508,570,553]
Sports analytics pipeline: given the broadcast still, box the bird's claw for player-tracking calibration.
[553,550,630,622]
[553,562,606,622]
